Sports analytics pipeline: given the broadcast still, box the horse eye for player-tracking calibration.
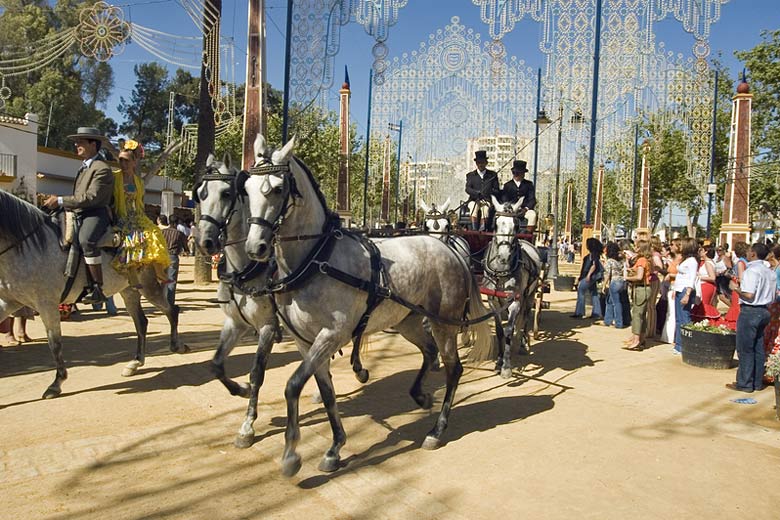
[220,191,230,198]
[273,186,283,194]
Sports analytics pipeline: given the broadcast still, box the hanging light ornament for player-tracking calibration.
[77,1,130,62]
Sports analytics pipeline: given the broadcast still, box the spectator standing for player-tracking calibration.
[188,219,198,256]
[624,239,652,350]
[762,244,780,384]
[660,239,682,343]
[722,241,750,330]
[691,244,720,322]
[571,237,604,319]
[602,242,627,329]
[714,243,734,306]
[726,243,776,393]
[158,215,188,307]
[646,237,666,339]
[672,237,699,354]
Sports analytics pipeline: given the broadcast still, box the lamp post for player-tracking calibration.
[388,121,403,224]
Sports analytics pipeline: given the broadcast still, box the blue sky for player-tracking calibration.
[104,0,780,137]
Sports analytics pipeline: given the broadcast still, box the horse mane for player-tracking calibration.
[0,190,53,253]
[292,156,341,227]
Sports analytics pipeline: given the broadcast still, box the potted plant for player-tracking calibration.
[765,352,780,421]
[553,275,576,292]
[680,320,736,369]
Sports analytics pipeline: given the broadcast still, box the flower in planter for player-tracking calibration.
[766,352,780,380]
[683,320,735,336]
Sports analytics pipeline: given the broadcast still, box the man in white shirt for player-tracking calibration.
[726,242,776,393]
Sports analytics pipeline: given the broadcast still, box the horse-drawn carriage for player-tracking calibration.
[421,198,550,345]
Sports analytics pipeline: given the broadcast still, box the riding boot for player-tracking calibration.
[83,264,107,305]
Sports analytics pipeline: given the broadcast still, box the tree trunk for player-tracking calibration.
[193,0,222,284]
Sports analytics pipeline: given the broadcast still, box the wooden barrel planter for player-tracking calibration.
[553,275,575,292]
[680,325,736,369]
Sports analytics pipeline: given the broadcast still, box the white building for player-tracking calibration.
[465,133,532,183]
[0,113,185,209]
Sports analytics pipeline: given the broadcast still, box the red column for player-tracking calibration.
[720,78,752,248]
[636,143,651,240]
[336,74,351,222]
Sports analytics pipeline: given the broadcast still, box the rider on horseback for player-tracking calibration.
[43,127,113,304]
[465,150,500,231]
[501,160,537,233]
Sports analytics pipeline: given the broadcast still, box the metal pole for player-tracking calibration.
[44,101,53,147]
[630,122,639,237]
[548,104,564,279]
[281,0,293,144]
[585,0,603,224]
[533,67,542,186]
[706,69,719,238]
[362,69,374,228]
[391,120,402,224]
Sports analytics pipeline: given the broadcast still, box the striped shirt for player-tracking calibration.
[161,226,187,256]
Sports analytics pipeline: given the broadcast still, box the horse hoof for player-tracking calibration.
[42,386,61,399]
[355,369,369,384]
[500,367,512,379]
[421,435,441,450]
[175,343,191,354]
[318,455,340,473]
[493,363,502,374]
[281,454,302,478]
[415,393,434,410]
[234,433,255,449]
[122,360,142,377]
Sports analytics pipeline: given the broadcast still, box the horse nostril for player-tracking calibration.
[256,243,268,258]
[203,239,214,253]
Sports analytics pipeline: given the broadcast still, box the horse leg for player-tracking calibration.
[501,301,521,379]
[235,323,277,448]
[119,287,148,377]
[422,326,463,450]
[313,362,346,473]
[211,314,252,397]
[138,271,189,354]
[395,313,438,410]
[38,306,67,399]
[349,336,370,383]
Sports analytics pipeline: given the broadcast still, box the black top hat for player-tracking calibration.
[67,127,105,141]
[474,150,488,162]
[511,160,529,174]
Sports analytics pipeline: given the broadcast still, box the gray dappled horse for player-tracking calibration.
[484,195,542,379]
[420,198,470,263]
[0,190,185,399]
[244,135,494,477]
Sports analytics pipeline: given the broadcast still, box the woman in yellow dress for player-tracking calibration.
[111,139,171,283]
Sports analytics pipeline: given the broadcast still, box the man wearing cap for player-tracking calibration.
[465,150,500,231]
[501,159,537,232]
[43,127,113,304]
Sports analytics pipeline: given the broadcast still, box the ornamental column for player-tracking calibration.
[635,143,651,240]
[380,135,391,223]
[336,67,352,226]
[564,180,573,242]
[720,76,752,248]
[592,163,605,239]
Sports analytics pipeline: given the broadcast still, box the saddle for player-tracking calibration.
[55,210,122,282]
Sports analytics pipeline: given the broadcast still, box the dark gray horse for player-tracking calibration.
[244,135,494,477]
[0,190,185,399]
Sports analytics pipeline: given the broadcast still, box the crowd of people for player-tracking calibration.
[571,235,780,390]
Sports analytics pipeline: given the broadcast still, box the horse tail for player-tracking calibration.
[465,274,498,363]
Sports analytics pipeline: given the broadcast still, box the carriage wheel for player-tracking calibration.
[533,292,542,340]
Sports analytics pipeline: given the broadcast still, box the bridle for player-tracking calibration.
[424,209,451,234]
[245,158,300,236]
[193,165,248,241]
[485,209,523,278]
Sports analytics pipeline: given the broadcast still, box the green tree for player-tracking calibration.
[117,63,170,146]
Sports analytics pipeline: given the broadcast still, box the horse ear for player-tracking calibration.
[278,135,296,161]
[236,170,248,195]
[511,199,524,213]
[419,200,429,213]
[253,134,267,160]
[222,152,232,169]
[491,195,502,211]
[441,197,451,213]
[206,153,215,167]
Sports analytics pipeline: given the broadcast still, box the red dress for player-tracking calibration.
[692,260,720,322]
[719,259,746,331]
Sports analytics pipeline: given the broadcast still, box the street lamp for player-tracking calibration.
[388,121,403,224]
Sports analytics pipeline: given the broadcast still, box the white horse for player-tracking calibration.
[244,135,495,477]
[0,190,185,399]
[420,198,470,262]
[484,195,542,378]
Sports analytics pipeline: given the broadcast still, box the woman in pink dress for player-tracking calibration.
[691,244,720,322]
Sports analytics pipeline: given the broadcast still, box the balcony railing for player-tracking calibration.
[0,153,17,178]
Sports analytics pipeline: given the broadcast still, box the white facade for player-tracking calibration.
[465,133,532,183]
[0,113,184,206]
[0,113,39,201]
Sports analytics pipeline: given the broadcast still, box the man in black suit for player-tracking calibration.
[465,150,500,231]
[501,160,538,232]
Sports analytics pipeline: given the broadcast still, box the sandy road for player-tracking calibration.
[1,257,779,519]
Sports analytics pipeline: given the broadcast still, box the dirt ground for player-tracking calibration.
[1,257,779,520]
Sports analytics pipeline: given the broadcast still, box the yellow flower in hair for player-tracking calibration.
[123,139,140,151]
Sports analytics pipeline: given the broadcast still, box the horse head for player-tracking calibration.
[194,152,248,254]
[245,134,297,262]
[490,195,524,266]
[421,197,452,235]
